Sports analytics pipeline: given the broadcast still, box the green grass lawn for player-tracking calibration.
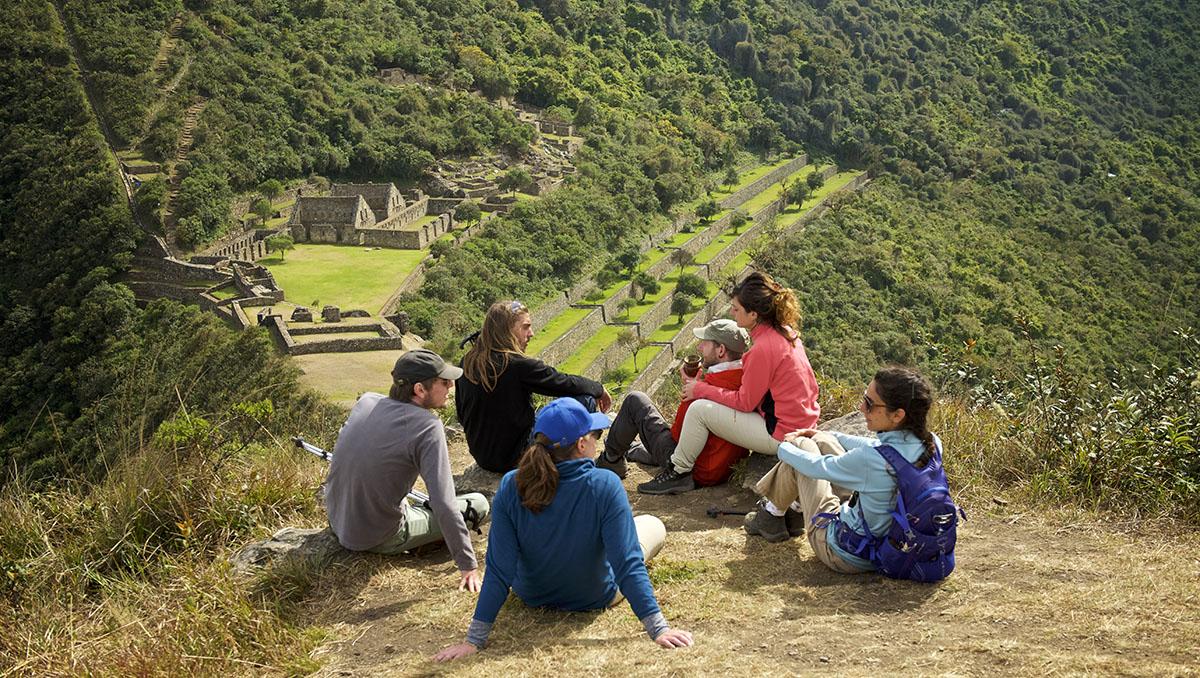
[208,287,238,300]
[259,244,427,313]
[688,156,795,209]
[528,306,593,354]
[739,164,822,216]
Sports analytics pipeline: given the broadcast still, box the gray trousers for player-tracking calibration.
[603,391,677,466]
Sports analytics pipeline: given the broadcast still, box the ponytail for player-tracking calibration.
[732,270,802,343]
[516,433,578,513]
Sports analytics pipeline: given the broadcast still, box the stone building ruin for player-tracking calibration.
[287,183,455,249]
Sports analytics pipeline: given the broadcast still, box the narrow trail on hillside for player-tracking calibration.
[48,0,134,205]
[162,97,208,250]
[303,442,1199,676]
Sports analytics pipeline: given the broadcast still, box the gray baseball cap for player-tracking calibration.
[693,319,749,353]
[392,349,463,383]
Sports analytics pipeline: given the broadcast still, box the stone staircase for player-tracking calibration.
[162,97,208,245]
[151,15,184,79]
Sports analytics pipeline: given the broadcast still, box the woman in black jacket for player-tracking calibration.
[456,300,611,472]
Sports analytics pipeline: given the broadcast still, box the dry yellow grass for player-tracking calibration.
[300,441,1200,677]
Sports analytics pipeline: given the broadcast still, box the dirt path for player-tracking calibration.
[306,444,1199,676]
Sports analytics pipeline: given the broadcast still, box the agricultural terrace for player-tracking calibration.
[260,244,426,313]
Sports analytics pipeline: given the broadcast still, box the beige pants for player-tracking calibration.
[609,514,667,606]
[671,399,783,472]
[755,433,866,574]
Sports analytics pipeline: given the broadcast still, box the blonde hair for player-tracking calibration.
[461,300,529,392]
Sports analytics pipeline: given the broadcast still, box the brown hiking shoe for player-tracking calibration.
[785,508,806,537]
[743,509,791,543]
[595,451,627,479]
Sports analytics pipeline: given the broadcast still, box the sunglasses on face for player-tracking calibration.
[590,430,603,440]
[861,392,886,410]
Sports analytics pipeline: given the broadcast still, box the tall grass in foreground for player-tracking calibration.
[1,301,345,674]
[0,410,333,674]
[929,327,1200,523]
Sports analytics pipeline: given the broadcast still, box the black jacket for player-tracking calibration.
[456,353,604,473]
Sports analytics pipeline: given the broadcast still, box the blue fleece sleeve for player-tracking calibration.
[778,440,876,492]
[832,432,877,451]
[599,476,660,621]
[472,478,517,632]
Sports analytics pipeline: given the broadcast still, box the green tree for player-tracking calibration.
[454,200,482,225]
[671,248,695,276]
[258,179,284,200]
[670,294,694,324]
[785,180,810,207]
[616,245,643,279]
[729,209,749,234]
[499,167,532,195]
[595,267,622,290]
[806,170,826,191]
[723,166,740,190]
[266,233,295,261]
[429,239,454,259]
[632,271,659,301]
[252,198,273,222]
[618,297,638,319]
[696,198,720,223]
[617,328,651,371]
[676,273,708,299]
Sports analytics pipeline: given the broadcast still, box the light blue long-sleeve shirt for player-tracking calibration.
[777,429,940,570]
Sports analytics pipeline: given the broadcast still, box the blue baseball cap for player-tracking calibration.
[533,398,611,449]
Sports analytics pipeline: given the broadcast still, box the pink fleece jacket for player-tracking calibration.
[690,323,820,440]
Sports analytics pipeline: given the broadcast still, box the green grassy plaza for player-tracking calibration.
[260,244,427,313]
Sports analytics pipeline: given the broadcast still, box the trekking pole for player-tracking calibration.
[706,506,750,518]
[292,436,429,504]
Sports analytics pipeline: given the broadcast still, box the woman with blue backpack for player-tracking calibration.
[745,366,961,581]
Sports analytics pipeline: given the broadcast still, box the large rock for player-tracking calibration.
[455,463,504,496]
[231,526,344,575]
[740,411,875,492]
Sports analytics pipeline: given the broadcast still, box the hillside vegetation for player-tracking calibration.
[0,0,1198,673]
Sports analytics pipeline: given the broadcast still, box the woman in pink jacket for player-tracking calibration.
[638,271,820,495]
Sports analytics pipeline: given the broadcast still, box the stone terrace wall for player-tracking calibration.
[288,336,406,355]
[537,306,606,368]
[626,294,731,396]
[719,155,808,210]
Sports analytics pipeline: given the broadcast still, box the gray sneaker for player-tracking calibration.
[595,451,627,479]
[784,508,806,537]
[637,467,695,495]
[743,509,791,543]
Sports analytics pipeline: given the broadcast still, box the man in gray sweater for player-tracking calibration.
[325,349,490,591]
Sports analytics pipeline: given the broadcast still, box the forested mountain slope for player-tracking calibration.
[4,0,1198,474]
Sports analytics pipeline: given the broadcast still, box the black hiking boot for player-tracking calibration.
[595,450,628,479]
[637,467,695,495]
[784,508,806,538]
[625,442,656,465]
[743,508,791,543]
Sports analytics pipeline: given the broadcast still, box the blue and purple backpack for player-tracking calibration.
[829,441,963,582]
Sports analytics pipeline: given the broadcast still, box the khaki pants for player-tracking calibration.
[369,493,490,555]
[609,514,667,606]
[671,399,782,473]
[755,433,866,574]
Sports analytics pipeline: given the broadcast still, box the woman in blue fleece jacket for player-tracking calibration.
[435,398,693,661]
[745,366,941,574]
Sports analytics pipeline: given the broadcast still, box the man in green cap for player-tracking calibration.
[325,349,490,591]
